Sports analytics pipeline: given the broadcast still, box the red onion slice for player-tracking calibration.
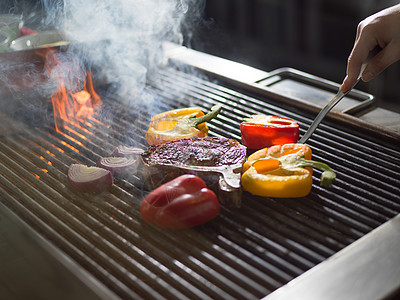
[97,156,138,177]
[68,164,113,193]
[111,145,144,157]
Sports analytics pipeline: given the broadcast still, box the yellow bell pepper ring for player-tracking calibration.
[146,105,222,145]
[241,143,336,198]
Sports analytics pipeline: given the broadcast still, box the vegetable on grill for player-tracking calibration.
[240,115,300,149]
[68,164,113,193]
[140,174,220,229]
[97,156,138,177]
[241,143,336,198]
[146,105,222,145]
[111,145,144,157]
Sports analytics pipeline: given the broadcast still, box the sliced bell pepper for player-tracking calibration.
[241,143,336,198]
[146,105,222,145]
[140,174,220,229]
[240,115,300,149]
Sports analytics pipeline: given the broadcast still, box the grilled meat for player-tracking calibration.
[141,137,247,207]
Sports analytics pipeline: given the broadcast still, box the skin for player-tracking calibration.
[340,4,400,93]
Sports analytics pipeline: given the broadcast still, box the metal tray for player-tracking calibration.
[256,67,375,115]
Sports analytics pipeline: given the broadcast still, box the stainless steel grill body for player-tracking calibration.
[1,60,399,299]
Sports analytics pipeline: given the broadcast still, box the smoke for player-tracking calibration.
[0,0,205,130]
[41,0,203,101]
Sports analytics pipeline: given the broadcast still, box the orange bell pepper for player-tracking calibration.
[146,105,222,145]
[241,143,336,198]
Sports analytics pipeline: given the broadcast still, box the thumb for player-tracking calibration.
[362,41,400,82]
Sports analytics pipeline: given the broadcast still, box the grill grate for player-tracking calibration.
[1,66,399,299]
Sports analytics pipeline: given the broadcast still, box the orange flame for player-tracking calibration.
[39,49,102,132]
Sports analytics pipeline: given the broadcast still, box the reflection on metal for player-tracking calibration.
[264,214,400,300]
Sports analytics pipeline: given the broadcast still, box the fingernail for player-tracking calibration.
[339,76,348,92]
[362,72,373,82]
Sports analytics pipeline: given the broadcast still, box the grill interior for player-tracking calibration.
[1,66,400,299]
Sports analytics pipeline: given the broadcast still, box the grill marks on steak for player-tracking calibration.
[141,137,247,207]
[143,137,246,167]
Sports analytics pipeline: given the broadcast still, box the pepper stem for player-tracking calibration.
[190,104,222,128]
[296,157,336,187]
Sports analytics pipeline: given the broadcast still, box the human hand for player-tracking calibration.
[340,4,400,93]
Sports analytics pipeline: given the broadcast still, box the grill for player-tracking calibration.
[1,46,400,300]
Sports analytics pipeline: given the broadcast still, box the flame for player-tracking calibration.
[40,49,102,132]
[39,156,53,166]
[51,71,102,132]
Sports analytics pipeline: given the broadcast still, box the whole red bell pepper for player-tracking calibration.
[140,174,220,229]
[240,115,300,149]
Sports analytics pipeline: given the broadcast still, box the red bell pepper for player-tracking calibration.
[240,115,300,149]
[140,174,220,229]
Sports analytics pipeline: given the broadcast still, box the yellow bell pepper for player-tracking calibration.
[241,143,336,198]
[146,105,222,145]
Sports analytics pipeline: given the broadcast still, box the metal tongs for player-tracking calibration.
[299,64,367,144]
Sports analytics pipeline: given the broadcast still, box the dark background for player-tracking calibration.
[189,0,400,113]
[2,0,400,112]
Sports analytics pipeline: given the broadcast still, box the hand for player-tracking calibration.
[340,4,400,92]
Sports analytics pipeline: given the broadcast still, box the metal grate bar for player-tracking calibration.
[1,66,399,299]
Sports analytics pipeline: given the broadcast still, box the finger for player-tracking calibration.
[340,75,353,93]
[341,25,363,92]
[355,21,363,40]
[348,39,376,78]
[361,40,400,82]
[341,33,378,92]
[340,45,367,92]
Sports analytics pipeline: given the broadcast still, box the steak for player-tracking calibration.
[141,137,247,207]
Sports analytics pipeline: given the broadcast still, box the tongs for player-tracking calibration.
[299,65,366,144]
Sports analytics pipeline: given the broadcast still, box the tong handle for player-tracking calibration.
[299,64,366,144]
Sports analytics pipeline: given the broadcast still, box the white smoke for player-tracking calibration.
[42,0,201,100]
